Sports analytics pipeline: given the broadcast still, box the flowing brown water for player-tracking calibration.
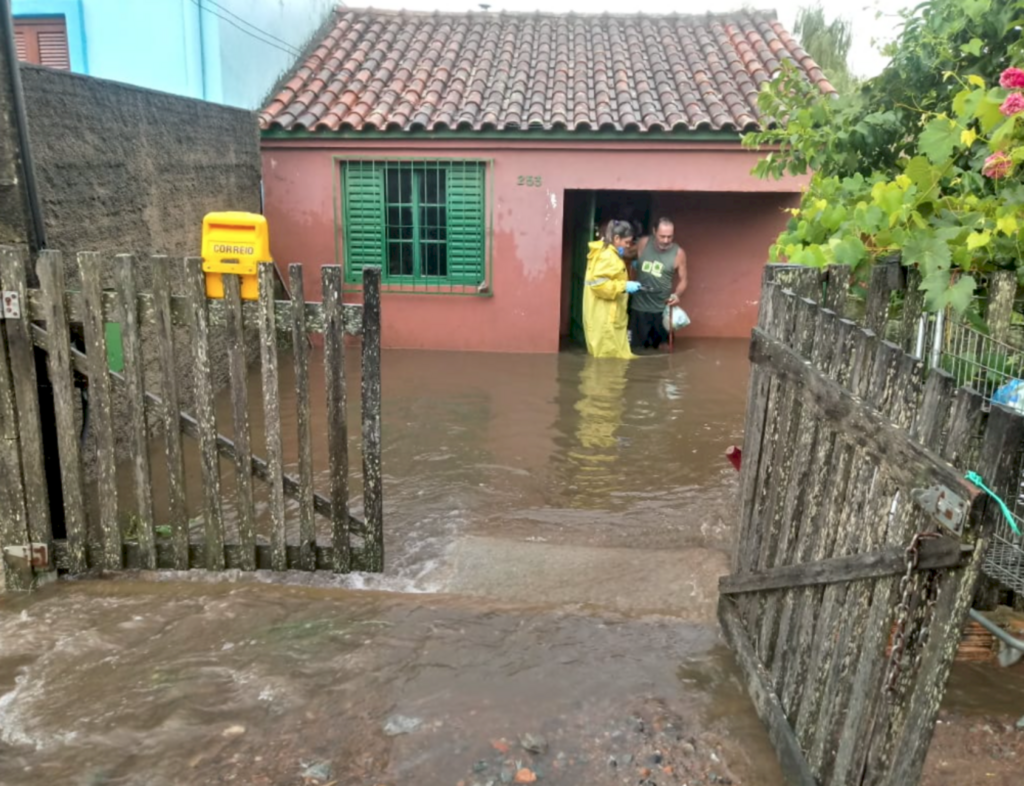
[0,340,864,784]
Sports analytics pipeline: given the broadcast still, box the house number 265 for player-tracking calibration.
[517,175,542,187]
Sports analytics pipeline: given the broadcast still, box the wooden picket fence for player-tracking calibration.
[719,265,1024,786]
[0,246,382,588]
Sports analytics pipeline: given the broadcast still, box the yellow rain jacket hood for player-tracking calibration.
[583,241,635,359]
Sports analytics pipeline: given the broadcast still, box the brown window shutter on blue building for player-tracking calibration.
[13,17,70,70]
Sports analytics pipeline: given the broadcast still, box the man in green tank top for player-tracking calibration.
[628,218,688,351]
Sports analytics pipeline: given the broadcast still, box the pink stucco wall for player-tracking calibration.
[261,138,807,353]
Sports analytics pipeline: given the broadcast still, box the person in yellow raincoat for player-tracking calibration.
[583,219,639,359]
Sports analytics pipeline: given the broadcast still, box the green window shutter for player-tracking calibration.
[445,164,486,285]
[343,163,386,283]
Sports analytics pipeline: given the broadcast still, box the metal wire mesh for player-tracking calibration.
[934,317,1024,401]
[915,309,1024,592]
[987,445,1024,594]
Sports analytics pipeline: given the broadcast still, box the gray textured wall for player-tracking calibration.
[20,66,262,498]
[21,65,261,256]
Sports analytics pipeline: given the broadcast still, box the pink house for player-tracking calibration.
[259,8,823,352]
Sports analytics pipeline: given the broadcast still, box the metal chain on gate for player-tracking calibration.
[883,531,940,700]
[911,568,943,672]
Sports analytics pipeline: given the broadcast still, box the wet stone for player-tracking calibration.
[519,733,548,754]
[299,760,333,781]
[383,714,423,736]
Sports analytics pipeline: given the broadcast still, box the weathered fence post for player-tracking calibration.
[864,263,892,337]
[258,262,287,572]
[38,251,87,573]
[113,254,156,569]
[823,264,850,316]
[79,252,120,570]
[986,270,1017,344]
[289,264,316,571]
[224,273,256,571]
[322,265,350,573]
[361,266,383,573]
[151,256,189,569]
[0,258,33,589]
[0,247,50,568]
[900,267,925,355]
[184,256,225,571]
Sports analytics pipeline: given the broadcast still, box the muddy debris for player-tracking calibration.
[456,698,741,785]
[924,712,1024,786]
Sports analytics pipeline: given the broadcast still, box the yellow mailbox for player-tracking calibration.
[201,211,271,300]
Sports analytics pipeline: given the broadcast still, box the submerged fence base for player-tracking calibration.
[0,246,384,588]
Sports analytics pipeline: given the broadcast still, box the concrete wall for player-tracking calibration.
[261,138,808,353]
[21,65,262,485]
[22,65,260,255]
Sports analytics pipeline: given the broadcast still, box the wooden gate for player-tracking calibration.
[0,246,382,588]
[719,265,1024,786]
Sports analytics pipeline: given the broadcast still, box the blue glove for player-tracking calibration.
[625,281,641,294]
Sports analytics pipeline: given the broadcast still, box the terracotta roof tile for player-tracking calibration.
[260,7,834,134]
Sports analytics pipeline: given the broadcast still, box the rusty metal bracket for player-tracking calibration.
[1,543,50,569]
[2,290,20,319]
[912,485,969,536]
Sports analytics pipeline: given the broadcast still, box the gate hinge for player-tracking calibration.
[2,291,21,319]
[2,543,50,569]
[912,485,969,536]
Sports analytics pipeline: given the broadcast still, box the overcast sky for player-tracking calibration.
[364,0,905,79]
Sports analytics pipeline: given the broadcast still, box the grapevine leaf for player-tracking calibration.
[918,117,959,164]
[948,275,977,314]
[966,230,991,250]
[904,233,952,276]
[997,215,1019,235]
[830,236,867,267]
[960,39,983,57]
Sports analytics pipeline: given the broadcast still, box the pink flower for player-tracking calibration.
[1000,67,1024,89]
[982,151,1013,179]
[999,92,1024,116]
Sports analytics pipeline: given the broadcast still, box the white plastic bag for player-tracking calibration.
[663,305,690,332]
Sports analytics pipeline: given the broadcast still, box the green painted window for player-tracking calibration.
[342,160,487,286]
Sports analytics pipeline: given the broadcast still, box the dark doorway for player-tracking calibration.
[560,190,652,348]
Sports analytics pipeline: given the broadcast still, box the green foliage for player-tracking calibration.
[744,0,1024,313]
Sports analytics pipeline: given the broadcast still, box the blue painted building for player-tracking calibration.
[12,0,336,108]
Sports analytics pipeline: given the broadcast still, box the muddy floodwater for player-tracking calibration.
[2,342,1018,785]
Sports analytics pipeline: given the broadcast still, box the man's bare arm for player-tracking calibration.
[668,247,688,304]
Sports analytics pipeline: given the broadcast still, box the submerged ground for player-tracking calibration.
[1,342,1021,785]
